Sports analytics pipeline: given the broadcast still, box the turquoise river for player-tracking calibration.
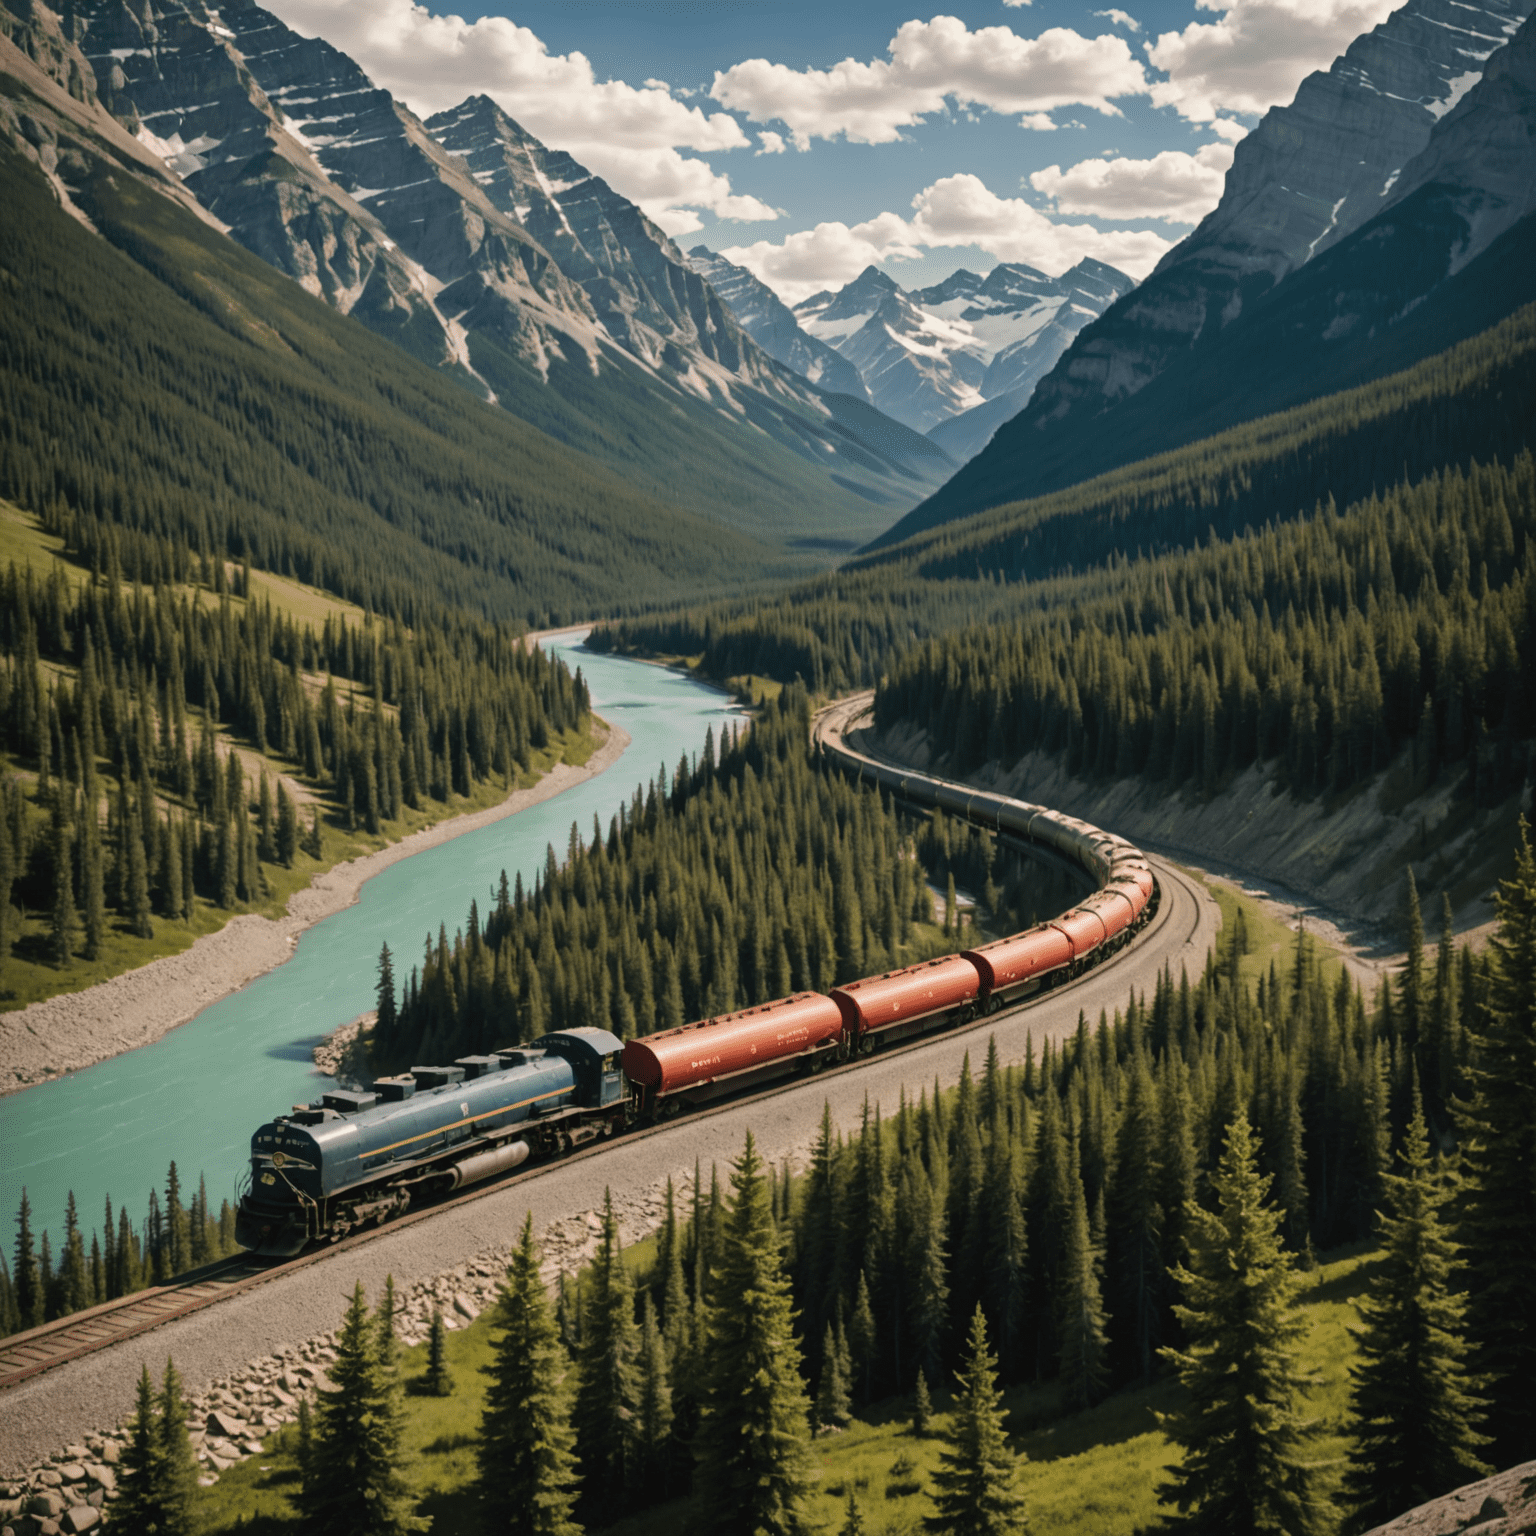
[0,637,746,1249]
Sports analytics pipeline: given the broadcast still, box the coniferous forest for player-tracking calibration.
[0,550,588,998]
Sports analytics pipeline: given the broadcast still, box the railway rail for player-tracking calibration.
[0,699,1207,1396]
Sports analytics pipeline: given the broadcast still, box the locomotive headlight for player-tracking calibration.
[272,1151,288,1169]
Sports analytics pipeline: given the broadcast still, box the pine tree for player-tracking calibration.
[1453,816,1536,1466]
[1157,1113,1326,1536]
[479,1213,582,1536]
[695,1132,815,1536]
[423,1309,452,1397]
[840,1490,868,1536]
[572,1190,639,1516]
[815,1321,852,1431]
[155,1358,199,1536]
[1342,1088,1488,1532]
[113,1359,197,1536]
[48,792,74,965]
[924,1305,1029,1536]
[306,1281,426,1536]
[375,942,398,1056]
[912,1368,932,1436]
[635,1293,674,1505]
[13,1190,42,1330]
[114,1365,164,1536]
[1058,1162,1108,1412]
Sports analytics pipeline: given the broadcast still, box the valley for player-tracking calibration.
[2,0,1535,1529]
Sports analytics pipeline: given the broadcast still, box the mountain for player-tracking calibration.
[0,10,818,622]
[892,0,1536,538]
[27,0,954,557]
[686,246,870,401]
[788,258,1132,443]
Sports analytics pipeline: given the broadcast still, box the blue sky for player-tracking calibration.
[267,0,1398,299]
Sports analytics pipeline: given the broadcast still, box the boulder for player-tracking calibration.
[28,1494,63,1519]
[83,1469,112,1496]
[1361,1459,1536,1535]
[61,1507,99,1533]
[204,1410,246,1439]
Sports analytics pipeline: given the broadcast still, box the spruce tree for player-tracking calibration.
[479,1213,581,1536]
[1453,816,1536,1466]
[1057,1162,1108,1412]
[572,1190,639,1517]
[1157,1113,1326,1536]
[912,1368,932,1436]
[306,1281,425,1536]
[924,1305,1029,1536]
[815,1321,852,1431]
[695,1132,815,1536]
[840,1490,868,1536]
[423,1308,452,1397]
[155,1358,199,1536]
[635,1293,674,1505]
[114,1365,164,1536]
[1342,1088,1488,1532]
[13,1190,42,1330]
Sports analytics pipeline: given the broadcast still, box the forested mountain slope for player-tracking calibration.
[885,0,1536,541]
[0,0,948,556]
[591,302,1536,687]
[0,130,782,624]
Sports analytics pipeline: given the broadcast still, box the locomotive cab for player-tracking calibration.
[531,1028,626,1108]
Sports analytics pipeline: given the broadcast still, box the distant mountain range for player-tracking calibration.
[688,251,1133,457]
[0,0,956,569]
[886,0,1536,543]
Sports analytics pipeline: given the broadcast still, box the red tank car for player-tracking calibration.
[623,992,845,1114]
[1050,907,1109,961]
[1079,887,1137,942]
[830,955,982,1050]
[1113,863,1155,902]
[963,925,1074,1011]
[1103,877,1148,922]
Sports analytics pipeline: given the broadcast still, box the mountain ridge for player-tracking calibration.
[885,0,1536,542]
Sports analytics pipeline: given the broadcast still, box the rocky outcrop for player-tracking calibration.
[1360,1460,1536,1535]
[687,244,869,400]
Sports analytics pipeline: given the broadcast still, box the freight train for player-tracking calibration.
[235,765,1157,1257]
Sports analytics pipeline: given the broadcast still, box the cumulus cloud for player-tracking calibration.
[261,0,776,227]
[710,16,1150,147]
[756,131,788,155]
[1094,9,1143,31]
[720,172,1173,303]
[1028,141,1233,223]
[1148,0,1398,123]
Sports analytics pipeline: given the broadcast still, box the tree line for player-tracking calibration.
[374,687,949,1069]
[0,553,587,982]
[875,454,1535,804]
[1,1162,238,1338]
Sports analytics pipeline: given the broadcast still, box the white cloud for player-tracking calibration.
[1147,0,1398,123]
[1002,0,1033,7]
[710,16,1150,148]
[261,0,777,227]
[720,171,1173,303]
[756,131,788,155]
[1028,140,1233,222]
[1094,9,1143,31]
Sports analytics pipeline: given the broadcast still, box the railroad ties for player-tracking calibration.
[0,1259,267,1392]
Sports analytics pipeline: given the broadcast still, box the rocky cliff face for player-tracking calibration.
[687,245,869,401]
[892,0,1536,535]
[789,258,1131,441]
[1009,0,1534,439]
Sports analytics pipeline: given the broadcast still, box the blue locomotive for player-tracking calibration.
[235,1029,626,1256]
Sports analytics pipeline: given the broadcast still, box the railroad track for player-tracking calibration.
[0,704,1210,1397]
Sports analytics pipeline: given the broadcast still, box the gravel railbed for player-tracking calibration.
[0,854,1217,1483]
